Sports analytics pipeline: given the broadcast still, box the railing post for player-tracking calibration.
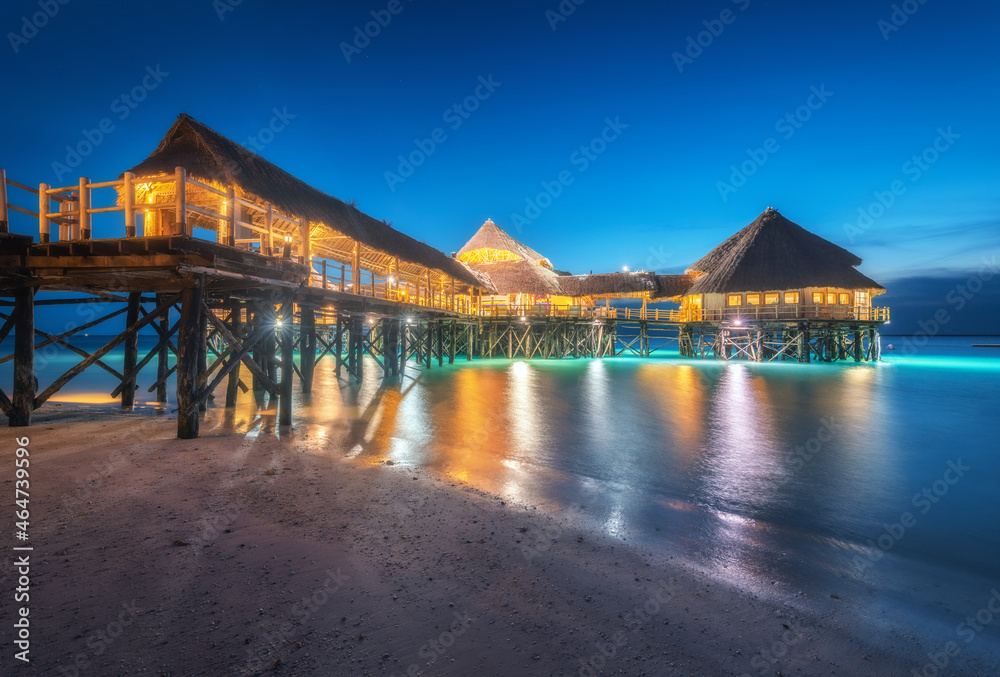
[123,172,136,237]
[322,260,328,290]
[352,242,361,294]
[227,185,236,247]
[300,219,310,268]
[77,177,91,239]
[0,168,8,233]
[38,183,50,243]
[265,204,274,255]
[174,167,188,235]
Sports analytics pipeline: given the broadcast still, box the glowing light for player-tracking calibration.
[387,275,395,284]
[520,316,527,322]
[734,319,742,326]
[284,235,292,242]
[405,317,413,324]
[275,319,284,328]
[622,265,629,272]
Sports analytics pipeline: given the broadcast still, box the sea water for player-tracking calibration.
[4,335,1000,666]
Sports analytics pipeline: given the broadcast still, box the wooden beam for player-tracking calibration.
[176,280,203,438]
[0,168,8,233]
[111,317,180,398]
[123,172,136,237]
[38,182,50,243]
[9,288,34,426]
[121,292,141,409]
[78,177,90,239]
[226,300,241,406]
[203,302,279,397]
[174,167,188,236]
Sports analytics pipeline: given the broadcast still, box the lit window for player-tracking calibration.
[765,293,779,305]
[728,294,742,306]
[812,292,823,304]
[855,290,869,307]
[747,294,761,305]
[784,291,799,304]
[839,293,849,305]
[826,293,837,305]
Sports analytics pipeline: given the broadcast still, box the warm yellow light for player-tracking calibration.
[284,235,293,242]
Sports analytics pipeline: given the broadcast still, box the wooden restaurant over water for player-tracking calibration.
[0,115,889,436]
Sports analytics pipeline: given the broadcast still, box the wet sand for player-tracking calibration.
[0,407,979,676]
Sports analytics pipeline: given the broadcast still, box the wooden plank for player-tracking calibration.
[176,279,202,438]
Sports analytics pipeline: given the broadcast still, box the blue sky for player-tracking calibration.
[2,0,998,330]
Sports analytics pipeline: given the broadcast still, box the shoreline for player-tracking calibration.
[2,409,995,676]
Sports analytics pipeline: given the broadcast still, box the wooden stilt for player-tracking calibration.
[10,287,35,427]
[156,295,170,403]
[278,304,293,426]
[399,320,408,376]
[121,292,141,410]
[467,323,474,361]
[226,300,241,406]
[301,307,316,393]
[198,301,209,413]
[177,278,204,439]
[437,321,444,366]
[425,320,433,368]
[449,321,456,364]
[335,315,343,378]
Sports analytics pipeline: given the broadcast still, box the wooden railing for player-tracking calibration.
[668,305,890,323]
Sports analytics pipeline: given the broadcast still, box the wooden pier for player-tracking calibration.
[0,122,888,439]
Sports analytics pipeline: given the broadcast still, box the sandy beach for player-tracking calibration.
[0,403,978,677]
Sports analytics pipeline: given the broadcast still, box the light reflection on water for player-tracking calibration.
[7,337,1000,629]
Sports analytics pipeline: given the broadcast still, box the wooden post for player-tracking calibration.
[382,319,392,378]
[301,307,316,393]
[121,293,141,410]
[226,301,241,406]
[354,315,365,380]
[123,172,136,237]
[177,277,204,439]
[265,204,274,255]
[9,287,35,427]
[335,315,343,378]
[226,185,236,247]
[157,295,169,403]
[352,242,361,294]
[278,304,293,426]
[449,322,457,364]
[425,320,433,368]
[322,260,328,290]
[301,220,310,271]
[0,168,8,233]
[250,306,264,401]
[339,264,345,293]
[38,183,50,243]
[467,323,473,361]
[75,177,88,239]
[174,167,188,235]
[198,302,209,413]
[399,319,408,376]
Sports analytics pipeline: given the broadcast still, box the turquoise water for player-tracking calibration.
[4,335,1000,663]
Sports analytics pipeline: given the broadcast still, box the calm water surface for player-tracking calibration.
[7,334,1000,649]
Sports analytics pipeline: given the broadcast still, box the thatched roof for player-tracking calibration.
[685,208,885,295]
[556,271,693,300]
[467,260,563,296]
[126,114,484,289]
[457,219,550,266]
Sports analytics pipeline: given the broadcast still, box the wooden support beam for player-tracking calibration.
[226,301,241,406]
[38,182,50,243]
[111,317,180,398]
[77,177,90,239]
[177,281,203,439]
[9,288,34,427]
[449,322,457,364]
[198,301,209,413]
[301,307,316,393]
[203,303,279,397]
[156,295,170,403]
[123,172,136,237]
[437,321,444,366]
[0,168,8,233]
[399,320,407,377]
[335,316,343,378]
[174,167,188,236]
[121,292,141,410]
[226,185,236,247]
[278,304,294,426]
[425,320,433,368]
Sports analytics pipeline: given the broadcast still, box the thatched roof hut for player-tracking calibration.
[126,114,484,289]
[456,219,561,295]
[685,208,885,295]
